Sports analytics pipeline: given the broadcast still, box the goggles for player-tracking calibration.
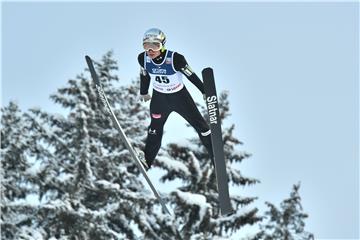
[143,41,162,51]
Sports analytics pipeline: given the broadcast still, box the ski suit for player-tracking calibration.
[138,49,213,167]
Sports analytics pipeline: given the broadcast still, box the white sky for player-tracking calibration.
[1,1,359,239]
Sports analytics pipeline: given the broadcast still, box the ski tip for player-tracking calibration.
[202,67,213,73]
[85,55,92,61]
[202,67,215,80]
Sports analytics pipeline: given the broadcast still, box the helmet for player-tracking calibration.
[143,28,166,45]
[143,28,166,51]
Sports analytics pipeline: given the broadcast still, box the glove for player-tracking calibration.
[203,94,207,101]
[140,94,152,102]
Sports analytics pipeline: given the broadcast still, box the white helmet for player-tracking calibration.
[143,28,166,50]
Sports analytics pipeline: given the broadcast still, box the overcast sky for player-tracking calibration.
[1,1,359,239]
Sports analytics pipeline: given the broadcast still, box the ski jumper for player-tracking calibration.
[138,50,214,167]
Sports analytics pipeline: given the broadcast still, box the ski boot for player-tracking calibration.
[137,150,150,171]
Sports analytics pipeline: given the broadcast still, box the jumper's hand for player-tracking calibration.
[140,94,152,102]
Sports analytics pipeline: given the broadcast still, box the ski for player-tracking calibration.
[85,55,171,215]
[202,67,233,216]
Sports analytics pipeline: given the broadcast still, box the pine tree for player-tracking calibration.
[154,91,262,239]
[0,101,46,239]
[259,183,314,240]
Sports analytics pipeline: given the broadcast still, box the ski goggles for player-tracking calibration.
[143,41,162,51]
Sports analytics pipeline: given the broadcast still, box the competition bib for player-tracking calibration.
[144,50,184,94]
